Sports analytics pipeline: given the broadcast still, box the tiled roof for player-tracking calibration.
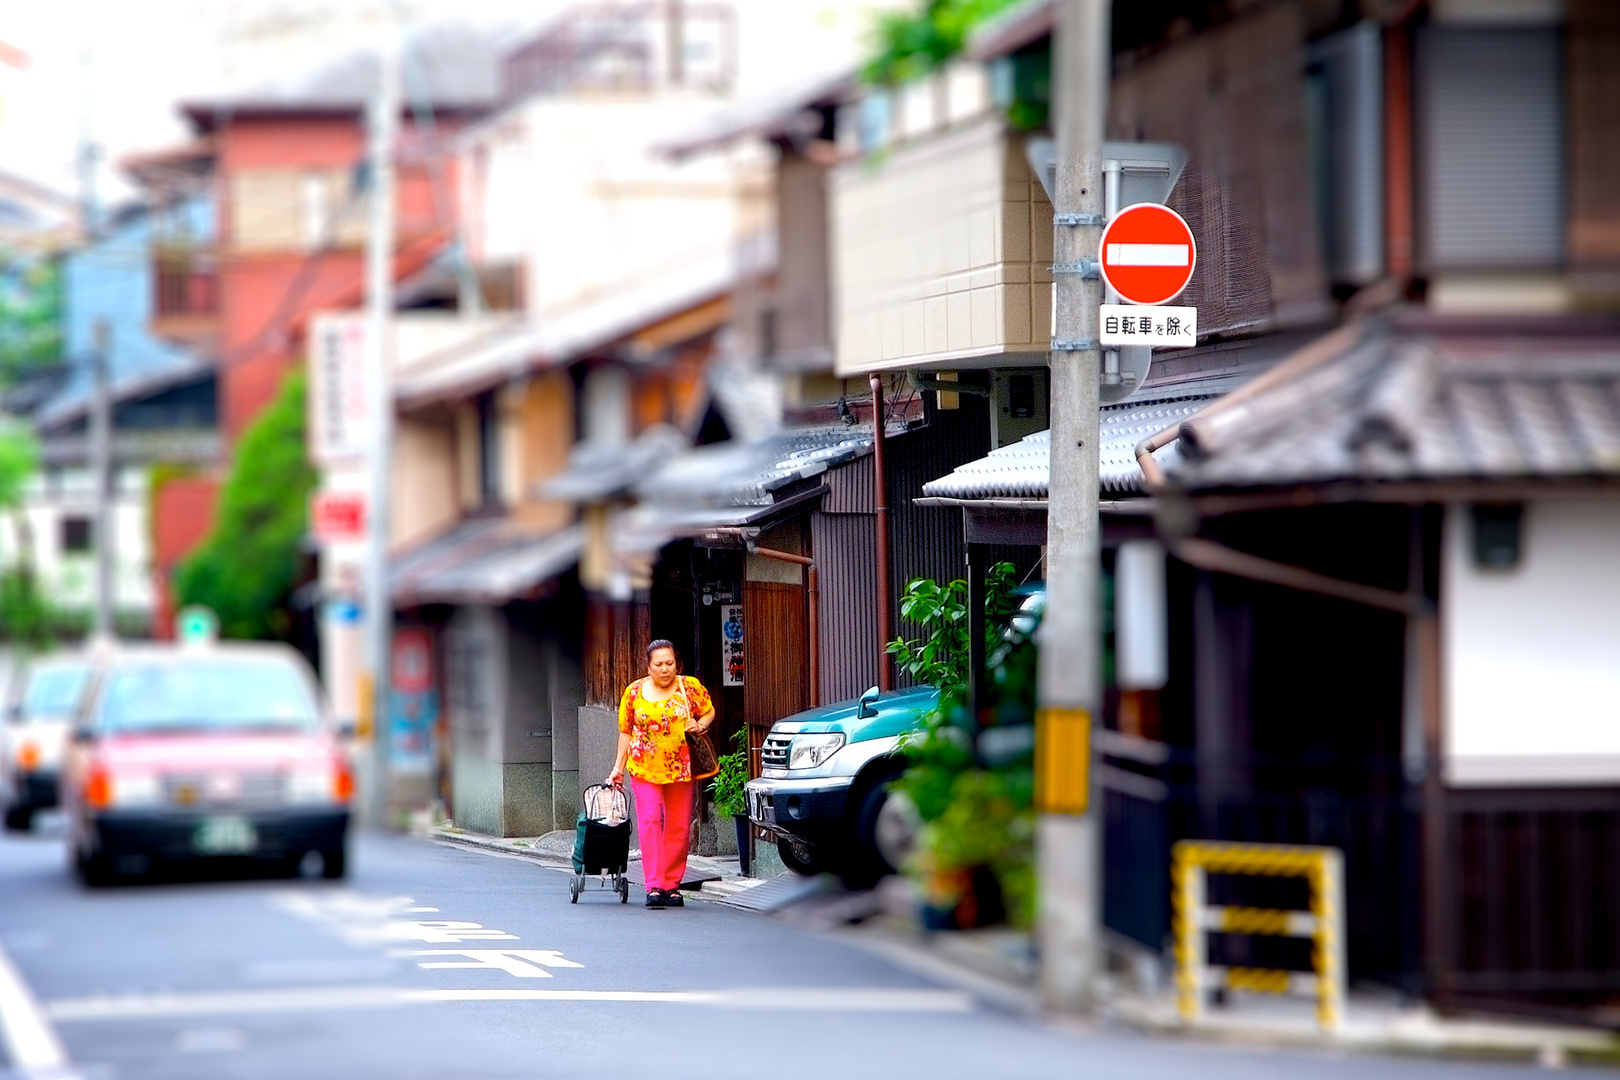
[919,382,1229,500]
[636,425,876,509]
[185,24,501,118]
[1171,335,1620,489]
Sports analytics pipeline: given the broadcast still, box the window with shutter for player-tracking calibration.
[1309,21,1385,289]
[229,168,366,252]
[1417,26,1564,270]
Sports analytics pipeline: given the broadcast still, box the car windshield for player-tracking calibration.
[22,664,90,719]
[95,661,319,735]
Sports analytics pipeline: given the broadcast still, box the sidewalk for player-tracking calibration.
[425,823,1620,1066]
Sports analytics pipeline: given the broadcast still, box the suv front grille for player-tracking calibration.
[761,734,792,770]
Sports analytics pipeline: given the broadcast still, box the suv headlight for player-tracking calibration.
[788,733,845,770]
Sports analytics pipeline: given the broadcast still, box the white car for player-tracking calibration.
[3,656,93,831]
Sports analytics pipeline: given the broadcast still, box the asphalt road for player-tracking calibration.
[0,818,1555,1080]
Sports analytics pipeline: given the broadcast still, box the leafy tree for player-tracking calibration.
[861,0,1021,86]
[0,422,51,648]
[175,370,316,640]
[0,254,63,385]
[884,561,1018,698]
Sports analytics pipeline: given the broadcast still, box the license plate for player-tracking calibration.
[194,816,258,854]
[747,790,775,824]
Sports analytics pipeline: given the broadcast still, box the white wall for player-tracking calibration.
[470,93,769,323]
[0,469,154,619]
[1443,499,1620,785]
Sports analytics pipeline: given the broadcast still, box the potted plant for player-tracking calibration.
[710,729,751,875]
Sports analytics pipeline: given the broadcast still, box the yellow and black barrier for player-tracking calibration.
[1172,840,1346,1033]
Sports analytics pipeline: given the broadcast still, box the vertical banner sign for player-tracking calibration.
[309,314,369,465]
[721,604,744,686]
[388,627,438,776]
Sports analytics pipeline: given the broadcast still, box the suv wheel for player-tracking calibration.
[841,776,912,889]
[776,836,820,877]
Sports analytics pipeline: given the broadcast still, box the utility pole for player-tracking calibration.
[90,320,113,641]
[362,30,401,824]
[1036,0,1108,1014]
[80,45,113,644]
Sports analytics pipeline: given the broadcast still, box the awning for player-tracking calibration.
[394,244,760,409]
[605,424,882,554]
[392,517,581,606]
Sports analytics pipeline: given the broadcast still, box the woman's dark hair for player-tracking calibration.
[646,639,678,665]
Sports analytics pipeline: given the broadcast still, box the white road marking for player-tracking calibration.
[391,950,584,978]
[49,986,406,1021]
[1105,242,1190,267]
[176,1027,247,1053]
[47,985,974,1020]
[0,936,77,1078]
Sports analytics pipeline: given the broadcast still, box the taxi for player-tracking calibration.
[2,655,93,831]
[63,640,351,885]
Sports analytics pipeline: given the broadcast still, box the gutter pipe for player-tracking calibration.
[870,373,892,691]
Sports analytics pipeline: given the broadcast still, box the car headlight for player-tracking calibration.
[285,769,337,804]
[787,733,845,770]
[110,774,161,807]
[285,763,353,805]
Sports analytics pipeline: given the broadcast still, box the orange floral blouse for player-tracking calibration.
[618,676,714,784]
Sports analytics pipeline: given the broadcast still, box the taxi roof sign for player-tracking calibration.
[176,605,219,646]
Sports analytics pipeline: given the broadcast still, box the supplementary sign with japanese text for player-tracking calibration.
[1100,305,1197,348]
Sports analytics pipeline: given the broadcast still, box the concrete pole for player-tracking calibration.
[363,32,401,824]
[1036,0,1108,1015]
[90,320,114,641]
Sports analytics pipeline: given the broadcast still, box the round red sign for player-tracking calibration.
[1098,202,1197,306]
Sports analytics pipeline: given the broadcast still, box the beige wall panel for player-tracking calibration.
[515,371,574,533]
[392,416,458,549]
[1005,283,1032,345]
[924,295,948,355]
[833,116,1053,373]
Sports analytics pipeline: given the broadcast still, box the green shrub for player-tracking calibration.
[886,563,1038,928]
[710,729,749,818]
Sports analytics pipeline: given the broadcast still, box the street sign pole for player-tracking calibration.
[1038,0,1108,1015]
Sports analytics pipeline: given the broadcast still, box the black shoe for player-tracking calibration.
[645,890,665,908]
[661,888,685,907]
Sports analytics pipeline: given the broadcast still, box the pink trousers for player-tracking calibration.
[630,776,694,891]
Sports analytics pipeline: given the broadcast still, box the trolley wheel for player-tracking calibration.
[570,874,582,903]
[617,874,629,903]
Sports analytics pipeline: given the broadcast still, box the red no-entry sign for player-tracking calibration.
[1099,203,1197,306]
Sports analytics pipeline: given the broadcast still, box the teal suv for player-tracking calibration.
[744,684,938,886]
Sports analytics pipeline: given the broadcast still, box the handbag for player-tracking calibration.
[681,678,720,782]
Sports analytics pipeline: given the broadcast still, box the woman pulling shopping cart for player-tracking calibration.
[607,639,715,909]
